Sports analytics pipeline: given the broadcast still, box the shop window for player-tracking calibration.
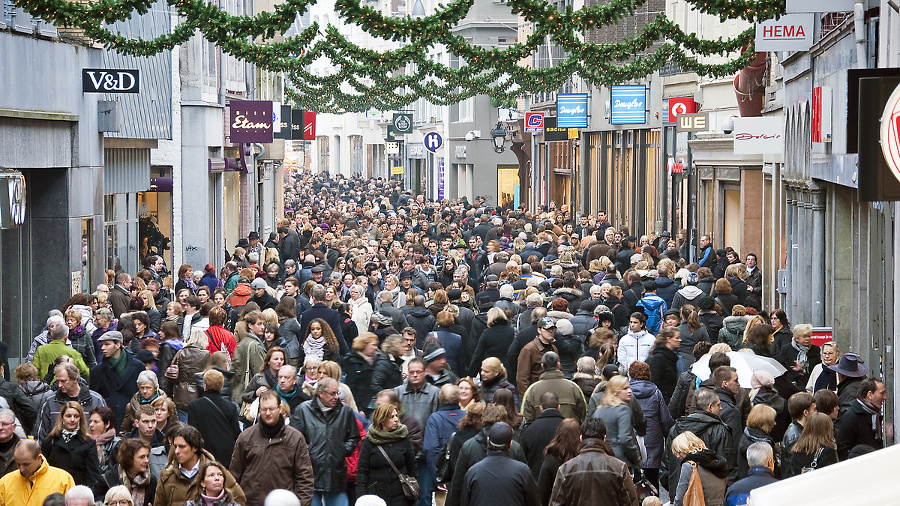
[105,194,138,276]
[497,165,520,211]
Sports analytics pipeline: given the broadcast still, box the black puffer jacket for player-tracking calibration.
[647,344,680,403]
[289,400,361,493]
[661,410,737,500]
[356,436,417,505]
[371,354,404,393]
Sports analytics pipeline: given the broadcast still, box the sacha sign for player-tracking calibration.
[755,14,814,52]
[229,100,273,143]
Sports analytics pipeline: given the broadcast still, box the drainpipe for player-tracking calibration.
[855,0,868,69]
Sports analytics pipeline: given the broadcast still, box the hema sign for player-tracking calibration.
[82,69,139,93]
[610,86,646,125]
[557,94,588,128]
[755,14,814,51]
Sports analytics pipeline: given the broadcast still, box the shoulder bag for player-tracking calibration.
[377,443,420,501]
[682,462,706,506]
[239,348,257,423]
[434,432,456,484]
[801,447,825,474]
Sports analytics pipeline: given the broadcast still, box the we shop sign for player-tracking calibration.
[755,14,814,52]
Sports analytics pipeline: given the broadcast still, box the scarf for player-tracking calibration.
[276,384,298,402]
[201,490,226,506]
[366,423,409,445]
[858,398,882,432]
[107,349,129,380]
[260,416,285,439]
[683,449,730,479]
[140,391,160,404]
[264,368,278,389]
[61,429,78,443]
[303,334,326,362]
[94,428,117,465]
[183,277,198,292]
[792,340,810,371]
[128,468,151,506]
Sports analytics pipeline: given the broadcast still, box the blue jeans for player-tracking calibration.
[177,409,188,423]
[312,492,348,506]
[416,459,433,506]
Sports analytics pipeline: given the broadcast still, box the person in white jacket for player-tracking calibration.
[617,312,655,374]
[349,284,373,335]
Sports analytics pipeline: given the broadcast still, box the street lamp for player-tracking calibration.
[411,0,426,17]
[491,121,508,153]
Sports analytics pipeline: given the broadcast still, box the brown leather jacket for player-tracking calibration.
[548,439,638,506]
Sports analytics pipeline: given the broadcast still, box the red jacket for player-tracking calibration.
[205,325,237,358]
[346,417,366,482]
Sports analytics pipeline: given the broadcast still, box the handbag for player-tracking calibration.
[434,432,456,484]
[165,349,181,379]
[238,346,254,423]
[801,447,824,474]
[682,462,706,506]
[377,444,420,501]
[631,468,658,503]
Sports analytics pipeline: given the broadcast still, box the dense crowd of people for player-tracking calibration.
[5,171,887,506]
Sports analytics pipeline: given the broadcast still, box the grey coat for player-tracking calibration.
[593,404,640,467]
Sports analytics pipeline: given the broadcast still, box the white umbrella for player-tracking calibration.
[691,351,787,389]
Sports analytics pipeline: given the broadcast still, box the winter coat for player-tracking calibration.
[617,330,654,374]
[186,390,240,467]
[662,411,737,499]
[647,344,681,404]
[553,331,584,380]
[636,294,667,334]
[751,388,790,442]
[154,450,246,506]
[406,306,436,344]
[789,446,838,477]
[671,285,705,311]
[775,342,821,391]
[715,294,740,318]
[447,424,527,506]
[655,276,679,307]
[568,311,597,341]
[230,422,314,506]
[718,316,749,350]
[344,351,379,413]
[669,371,697,420]
[725,466,777,506]
[40,434,100,486]
[521,370,587,425]
[478,375,517,404]
[231,335,265,404]
[371,354,404,393]
[277,317,303,364]
[677,323,710,368]
[772,326,793,356]
[393,381,440,434]
[431,328,464,377]
[356,435,417,505]
[515,338,558,395]
[299,303,348,355]
[520,408,564,477]
[20,380,51,414]
[737,427,775,480]
[0,377,37,435]
[572,373,602,403]
[194,367,234,400]
[162,343,210,409]
[631,379,674,469]
[289,399,361,493]
[32,340,90,382]
[593,403,640,467]
[552,287,583,314]
[89,350,143,430]
[604,295,632,332]
[463,451,540,506]
[93,464,157,506]
[0,457,75,506]
[547,438,638,506]
[423,404,466,472]
[68,327,97,370]
[349,297,373,336]
[467,324,516,377]
[716,387,744,456]
[837,398,884,460]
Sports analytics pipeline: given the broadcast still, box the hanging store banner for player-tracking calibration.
[393,113,413,134]
[544,117,568,141]
[786,0,855,12]
[668,97,697,123]
[733,117,784,154]
[0,171,26,229]
[230,100,273,143]
[274,105,291,139]
[303,112,317,140]
[675,113,709,133]
[525,112,544,132]
[557,94,588,128]
[610,86,647,125]
[755,14,814,52]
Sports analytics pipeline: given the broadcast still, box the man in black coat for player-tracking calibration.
[90,331,143,429]
[248,278,279,311]
[519,392,564,478]
[278,226,300,264]
[837,378,886,460]
[713,366,744,457]
[462,422,539,506]
[186,370,240,467]
[0,375,36,435]
[300,285,348,355]
[405,296,436,346]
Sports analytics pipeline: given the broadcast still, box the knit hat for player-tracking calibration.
[750,370,775,389]
[250,278,267,290]
[555,319,574,336]
[686,272,699,286]
[697,295,715,310]
[422,342,446,364]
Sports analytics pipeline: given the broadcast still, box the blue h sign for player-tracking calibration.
[424,132,443,152]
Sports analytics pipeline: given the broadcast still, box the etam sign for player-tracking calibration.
[82,69,140,93]
[755,14,814,52]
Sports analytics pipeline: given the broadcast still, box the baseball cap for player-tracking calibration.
[537,317,557,329]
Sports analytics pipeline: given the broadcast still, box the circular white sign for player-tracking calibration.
[672,102,688,116]
[880,83,900,184]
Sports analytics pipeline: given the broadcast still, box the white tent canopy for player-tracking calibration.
[749,444,896,505]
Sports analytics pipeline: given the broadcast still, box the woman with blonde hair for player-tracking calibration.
[807,341,841,392]
[671,431,728,506]
[477,357,516,403]
[737,404,777,479]
[741,315,765,345]
[318,360,358,412]
[592,375,641,469]
[137,290,161,332]
[42,401,100,486]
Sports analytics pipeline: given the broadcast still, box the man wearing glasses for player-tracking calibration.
[290,377,361,506]
[231,390,313,506]
[0,410,20,477]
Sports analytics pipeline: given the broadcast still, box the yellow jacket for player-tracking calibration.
[0,457,74,506]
